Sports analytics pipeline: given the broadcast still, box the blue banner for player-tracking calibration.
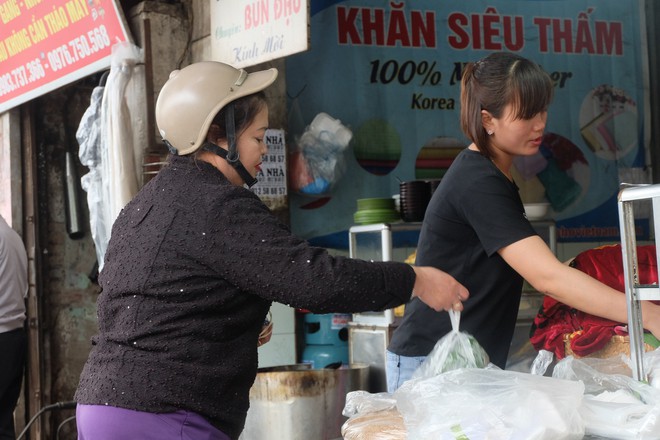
[286,0,650,247]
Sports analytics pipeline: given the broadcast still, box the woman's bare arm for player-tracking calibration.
[499,235,660,338]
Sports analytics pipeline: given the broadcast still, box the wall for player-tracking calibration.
[29,78,102,438]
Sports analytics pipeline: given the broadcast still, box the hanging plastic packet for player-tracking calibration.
[412,309,489,380]
[289,112,352,196]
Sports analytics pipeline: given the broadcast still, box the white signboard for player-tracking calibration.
[210,0,309,68]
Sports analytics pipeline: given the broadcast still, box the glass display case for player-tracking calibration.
[348,222,421,391]
[348,222,421,325]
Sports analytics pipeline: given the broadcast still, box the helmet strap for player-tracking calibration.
[200,102,258,187]
[225,102,239,162]
[201,142,258,188]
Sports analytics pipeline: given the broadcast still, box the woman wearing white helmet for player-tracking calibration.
[74,61,468,440]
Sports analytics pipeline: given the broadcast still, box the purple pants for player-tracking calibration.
[76,404,230,440]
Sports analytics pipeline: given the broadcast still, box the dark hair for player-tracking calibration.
[460,52,554,158]
[205,91,268,145]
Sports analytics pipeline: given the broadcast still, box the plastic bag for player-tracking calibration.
[530,349,555,376]
[395,367,585,440]
[411,310,489,380]
[341,391,406,440]
[342,390,397,417]
[76,41,143,270]
[553,355,660,439]
[289,112,352,196]
[644,348,660,389]
[77,86,110,268]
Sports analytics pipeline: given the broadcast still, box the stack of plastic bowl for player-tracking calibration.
[399,180,431,222]
[524,202,551,220]
[353,198,401,225]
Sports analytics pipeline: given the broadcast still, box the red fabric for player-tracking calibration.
[571,244,658,290]
[530,244,658,358]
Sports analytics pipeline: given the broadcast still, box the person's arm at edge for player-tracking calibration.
[499,235,660,338]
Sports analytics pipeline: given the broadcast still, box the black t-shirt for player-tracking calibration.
[388,148,537,368]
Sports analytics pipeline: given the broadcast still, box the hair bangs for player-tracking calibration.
[508,61,554,121]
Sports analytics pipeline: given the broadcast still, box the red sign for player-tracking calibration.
[0,0,132,114]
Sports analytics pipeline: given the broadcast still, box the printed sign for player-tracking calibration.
[251,128,288,210]
[210,0,309,68]
[331,313,351,329]
[286,0,651,245]
[0,0,132,114]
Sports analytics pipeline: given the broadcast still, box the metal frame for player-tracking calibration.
[617,183,660,381]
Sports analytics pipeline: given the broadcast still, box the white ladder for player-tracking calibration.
[617,183,660,381]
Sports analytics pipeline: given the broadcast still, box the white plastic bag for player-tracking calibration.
[342,390,397,418]
[553,355,660,439]
[530,349,555,376]
[412,310,489,380]
[639,348,660,390]
[395,367,585,440]
[341,391,406,440]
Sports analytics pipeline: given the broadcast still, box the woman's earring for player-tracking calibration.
[487,129,493,135]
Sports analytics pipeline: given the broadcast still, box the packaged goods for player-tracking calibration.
[412,310,489,380]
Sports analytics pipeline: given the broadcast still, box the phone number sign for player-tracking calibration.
[0,0,131,114]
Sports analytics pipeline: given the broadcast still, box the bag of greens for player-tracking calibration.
[411,309,489,380]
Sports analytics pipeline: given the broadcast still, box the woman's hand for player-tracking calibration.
[411,266,469,312]
[642,302,660,341]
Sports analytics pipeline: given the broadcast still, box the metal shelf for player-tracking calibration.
[617,183,660,381]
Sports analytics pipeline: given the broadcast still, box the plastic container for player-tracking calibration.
[240,363,369,440]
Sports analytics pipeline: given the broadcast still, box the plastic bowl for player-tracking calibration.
[524,202,550,220]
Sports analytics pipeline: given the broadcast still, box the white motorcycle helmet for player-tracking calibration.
[155,61,278,186]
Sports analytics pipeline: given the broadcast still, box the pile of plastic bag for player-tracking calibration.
[342,310,660,439]
[395,367,584,440]
[397,310,583,440]
[553,354,660,439]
